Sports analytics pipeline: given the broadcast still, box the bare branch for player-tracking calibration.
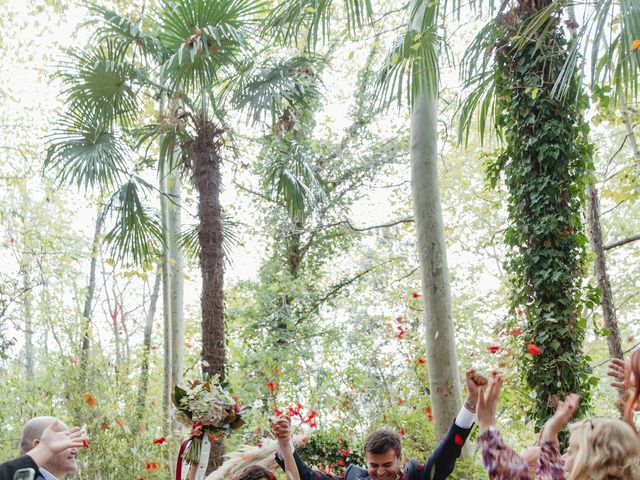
[604,233,640,251]
[288,217,414,237]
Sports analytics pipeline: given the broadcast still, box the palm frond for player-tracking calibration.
[373,7,441,110]
[263,140,325,217]
[85,2,166,61]
[44,107,129,190]
[263,0,373,49]
[58,41,142,126]
[456,19,502,145]
[155,0,267,95]
[592,0,640,105]
[179,214,242,265]
[233,54,326,126]
[103,176,165,265]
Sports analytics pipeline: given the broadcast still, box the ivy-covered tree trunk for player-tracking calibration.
[410,0,462,439]
[192,113,226,472]
[490,2,593,431]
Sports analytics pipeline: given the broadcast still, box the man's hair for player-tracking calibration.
[20,416,58,453]
[363,428,402,457]
[236,465,274,480]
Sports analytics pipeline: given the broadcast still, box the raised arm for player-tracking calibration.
[476,374,530,480]
[273,417,300,480]
[413,369,488,480]
[272,416,337,480]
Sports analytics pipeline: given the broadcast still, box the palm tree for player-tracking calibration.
[46,0,338,471]
[457,0,639,431]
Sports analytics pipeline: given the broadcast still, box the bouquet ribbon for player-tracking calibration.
[176,423,211,480]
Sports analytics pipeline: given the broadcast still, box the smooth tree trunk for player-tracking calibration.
[79,207,104,391]
[137,271,162,421]
[22,253,33,378]
[409,0,462,440]
[158,98,176,476]
[193,113,226,472]
[160,167,176,477]
[167,170,185,390]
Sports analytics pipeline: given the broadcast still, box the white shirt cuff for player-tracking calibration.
[454,404,476,429]
[275,439,296,460]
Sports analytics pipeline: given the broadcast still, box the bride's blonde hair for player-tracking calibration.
[568,417,640,480]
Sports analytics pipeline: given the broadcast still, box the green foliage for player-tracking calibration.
[487,10,593,436]
[297,429,364,477]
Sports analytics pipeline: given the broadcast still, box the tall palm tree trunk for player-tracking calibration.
[409,0,462,439]
[193,113,225,472]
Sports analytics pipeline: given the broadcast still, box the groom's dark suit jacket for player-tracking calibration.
[276,419,472,480]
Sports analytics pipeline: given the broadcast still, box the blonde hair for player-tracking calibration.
[567,417,640,480]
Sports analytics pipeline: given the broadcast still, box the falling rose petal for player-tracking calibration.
[454,434,464,446]
[152,437,166,444]
[411,292,421,299]
[527,342,542,355]
[399,428,406,436]
[395,315,404,323]
[82,439,90,449]
[510,328,522,337]
[266,380,278,391]
[145,463,158,470]
[487,345,500,354]
[417,358,426,365]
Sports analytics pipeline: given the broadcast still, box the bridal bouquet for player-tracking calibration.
[173,375,248,465]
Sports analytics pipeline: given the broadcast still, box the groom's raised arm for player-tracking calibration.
[408,369,487,480]
[272,417,340,480]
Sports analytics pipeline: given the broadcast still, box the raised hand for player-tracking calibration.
[28,421,88,467]
[540,394,580,446]
[476,374,504,433]
[272,415,292,447]
[465,368,489,410]
[607,358,629,390]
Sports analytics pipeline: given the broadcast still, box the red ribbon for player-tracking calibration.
[176,423,204,480]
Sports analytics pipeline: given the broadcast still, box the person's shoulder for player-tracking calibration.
[344,463,368,479]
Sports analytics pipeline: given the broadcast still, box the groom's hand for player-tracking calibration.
[465,369,488,409]
[272,415,292,446]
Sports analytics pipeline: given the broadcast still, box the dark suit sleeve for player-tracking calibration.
[274,451,340,480]
[404,420,473,480]
[0,454,39,480]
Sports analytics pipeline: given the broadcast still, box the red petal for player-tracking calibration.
[454,434,464,446]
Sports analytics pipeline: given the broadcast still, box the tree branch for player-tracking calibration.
[604,233,640,251]
[287,217,414,237]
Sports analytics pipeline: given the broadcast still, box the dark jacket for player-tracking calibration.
[276,420,472,480]
[0,455,39,480]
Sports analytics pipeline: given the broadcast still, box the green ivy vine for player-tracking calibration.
[487,7,596,435]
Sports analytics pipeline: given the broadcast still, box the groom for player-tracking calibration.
[272,369,487,480]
